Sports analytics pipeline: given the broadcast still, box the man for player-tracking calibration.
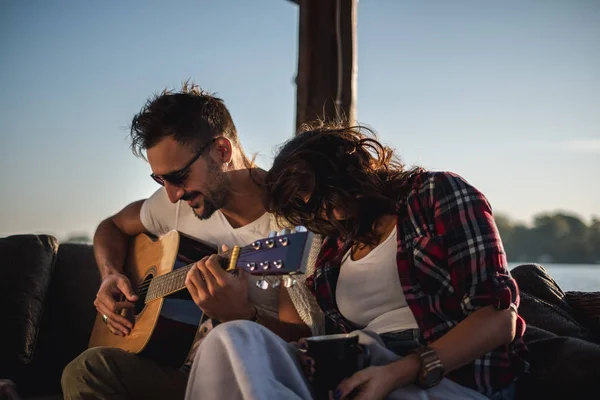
[61,82,320,399]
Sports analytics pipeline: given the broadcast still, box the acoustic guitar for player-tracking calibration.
[88,227,314,366]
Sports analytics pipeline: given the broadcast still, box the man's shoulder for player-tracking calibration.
[142,187,175,213]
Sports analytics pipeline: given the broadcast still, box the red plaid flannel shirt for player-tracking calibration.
[306,170,529,396]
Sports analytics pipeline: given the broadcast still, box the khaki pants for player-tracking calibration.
[61,347,187,400]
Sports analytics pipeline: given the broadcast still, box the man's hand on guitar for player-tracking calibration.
[94,273,138,336]
[185,254,255,322]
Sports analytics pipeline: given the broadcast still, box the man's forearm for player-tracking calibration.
[93,218,131,278]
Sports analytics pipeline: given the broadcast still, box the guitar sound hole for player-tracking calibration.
[134,273,153,315]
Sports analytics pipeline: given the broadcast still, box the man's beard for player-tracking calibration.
[192,161,230,220]
[193,194,222,220]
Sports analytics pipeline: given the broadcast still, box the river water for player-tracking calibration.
[508,263,600,292]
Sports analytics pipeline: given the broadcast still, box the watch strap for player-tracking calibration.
[410,346,444,389]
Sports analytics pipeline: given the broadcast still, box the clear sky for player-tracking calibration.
[1,0,598,240]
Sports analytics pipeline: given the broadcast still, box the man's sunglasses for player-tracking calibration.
[150,139,216,186]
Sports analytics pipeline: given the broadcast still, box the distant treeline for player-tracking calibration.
[495,212,600,265]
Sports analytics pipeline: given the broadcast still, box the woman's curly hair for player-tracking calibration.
[263,120,423,247]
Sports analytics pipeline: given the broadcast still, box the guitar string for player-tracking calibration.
[134,241,290,292]
[133,247,236,293]
[135,243,297,299]
[133,242,294,296]
[136,235,304,297]
[133,248,274,297]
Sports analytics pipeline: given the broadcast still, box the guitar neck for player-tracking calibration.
[142,229,312,303]
[144,249,236,303]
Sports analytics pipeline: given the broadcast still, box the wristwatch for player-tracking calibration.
[409,346,445,389]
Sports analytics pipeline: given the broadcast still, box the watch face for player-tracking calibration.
[422,368,444,387]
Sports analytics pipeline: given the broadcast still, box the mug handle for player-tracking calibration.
[356,344,371,369]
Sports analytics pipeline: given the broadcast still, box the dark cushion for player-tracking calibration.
[518,326,600,400]
[0,234,58,374]
[21,242,101,397]
[566,291,600,338]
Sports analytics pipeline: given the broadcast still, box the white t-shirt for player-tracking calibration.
[335,227,418,334]
[140,187,279,316]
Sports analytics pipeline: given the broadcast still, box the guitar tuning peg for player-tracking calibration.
[268,230,278,238]
[294,226,308,233]
[279,228,292,236]
[282,275,296,288]
[256,278,270,290]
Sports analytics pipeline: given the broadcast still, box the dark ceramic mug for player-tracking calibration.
[305,333,371,399]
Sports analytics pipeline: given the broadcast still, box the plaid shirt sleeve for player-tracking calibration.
[431,172,519,315]
[427,172,528,395]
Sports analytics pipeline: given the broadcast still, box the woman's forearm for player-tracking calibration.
[387,305,517,388]
[429,305,517,373]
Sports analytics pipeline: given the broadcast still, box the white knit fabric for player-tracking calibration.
[271,217,326,335]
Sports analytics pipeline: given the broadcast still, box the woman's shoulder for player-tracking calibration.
[410,170,472,187]
[397,170,486,215]
[404,170,478,197]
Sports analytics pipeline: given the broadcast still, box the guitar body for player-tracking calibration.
[88,231,217,367]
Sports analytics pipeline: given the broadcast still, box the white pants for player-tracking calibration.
[185,320,488,400]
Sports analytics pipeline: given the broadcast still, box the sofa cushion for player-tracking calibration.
[566,291,600,338]
[21,242,101,397]
[0,234,58,374]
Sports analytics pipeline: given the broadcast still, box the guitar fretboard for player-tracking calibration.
[144,249,234,303]
[145,264,193,303]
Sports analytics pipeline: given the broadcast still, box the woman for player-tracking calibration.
[185,123,528,400]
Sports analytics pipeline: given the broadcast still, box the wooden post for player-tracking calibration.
[289,0,357,133]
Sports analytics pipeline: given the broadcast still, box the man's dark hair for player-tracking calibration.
[130,81,239,159]
[263,120,422,247]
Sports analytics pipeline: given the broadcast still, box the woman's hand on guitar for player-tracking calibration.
[185,254,255,322]
[94,273,138,336]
